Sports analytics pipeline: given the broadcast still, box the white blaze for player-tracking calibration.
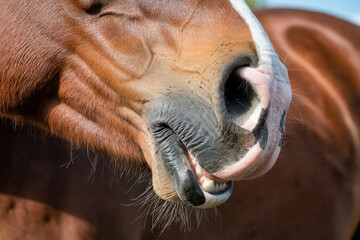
[228,0,278,67]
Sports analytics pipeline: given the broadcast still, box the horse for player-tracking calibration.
[0,0,291,208]
[0,1,359,240]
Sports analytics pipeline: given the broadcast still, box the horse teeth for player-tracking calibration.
[198,175,229,193]
[201,178,214,192]
[195,165,203,178]
[208,183,228,193]
[213,184,219,193]
[194,161,228,193]
[199,176,206,185]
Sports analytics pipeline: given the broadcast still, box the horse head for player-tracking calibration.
[0,0,291,208]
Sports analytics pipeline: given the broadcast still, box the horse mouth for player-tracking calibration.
[184,145,230,194]
[181,142,234,208]
[150,121,235,208]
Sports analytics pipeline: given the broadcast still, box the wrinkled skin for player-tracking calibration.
[0,8,359,240]
[0,0,291,207]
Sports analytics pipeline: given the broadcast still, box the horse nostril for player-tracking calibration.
[223,66,258,119]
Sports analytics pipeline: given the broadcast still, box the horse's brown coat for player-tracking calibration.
[0,6,359,240]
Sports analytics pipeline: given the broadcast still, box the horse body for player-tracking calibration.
[0,121,148,240]
[260,10,360,238]
[0,0,359,239]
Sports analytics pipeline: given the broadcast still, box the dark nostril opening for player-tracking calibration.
[224,67,257,118]
[85,3,103,15]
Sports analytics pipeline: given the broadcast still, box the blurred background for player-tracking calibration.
[245,0,360,25]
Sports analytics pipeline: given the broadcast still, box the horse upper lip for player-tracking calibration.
[212,143,264,180]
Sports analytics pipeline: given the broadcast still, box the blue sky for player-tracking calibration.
[265,0,360,25]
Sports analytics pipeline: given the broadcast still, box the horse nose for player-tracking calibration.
[222,55,260,127]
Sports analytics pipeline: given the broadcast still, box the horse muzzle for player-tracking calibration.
[147,54,291,208]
